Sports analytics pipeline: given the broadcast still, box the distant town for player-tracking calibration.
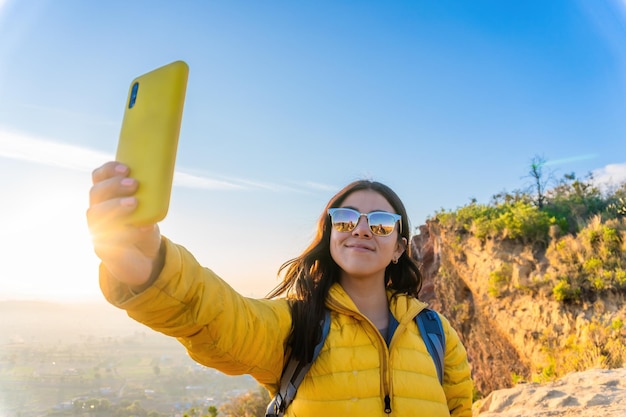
[0,300,259,416]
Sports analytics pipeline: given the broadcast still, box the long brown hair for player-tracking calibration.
[266,180,422,362]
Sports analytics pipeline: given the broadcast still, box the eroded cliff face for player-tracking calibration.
[411,220,626,397]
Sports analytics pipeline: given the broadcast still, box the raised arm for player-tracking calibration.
[87,161,291,391]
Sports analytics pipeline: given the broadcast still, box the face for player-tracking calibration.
[329,189,407,285]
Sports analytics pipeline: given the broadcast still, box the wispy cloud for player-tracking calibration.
[541,153,625,188]
[593,162,626,186]
[0,128,335,192]
[544,154,599,166]
[173,172,244,190]
[0,129,111,172]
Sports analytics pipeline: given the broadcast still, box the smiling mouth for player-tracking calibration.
[347,244,374,251]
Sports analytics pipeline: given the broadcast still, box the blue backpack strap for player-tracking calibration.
[266,310,331,417]
[416,308,445,385]
[312,310,331,359]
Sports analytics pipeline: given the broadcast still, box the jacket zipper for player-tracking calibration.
[380,334,392,414]
[327,296,423,415]
[384,394,392,413]
[329,299,395,414]
[382,319,405,415]
[373,312,396,414]
[381,311,415,414]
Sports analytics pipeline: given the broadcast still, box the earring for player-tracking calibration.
[392,257,398,264]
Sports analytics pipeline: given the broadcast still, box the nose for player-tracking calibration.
[351,214,372,237]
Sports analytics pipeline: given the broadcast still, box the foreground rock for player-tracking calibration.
[473,367,626,417]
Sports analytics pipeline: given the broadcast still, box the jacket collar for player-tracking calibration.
[326,282,428,323]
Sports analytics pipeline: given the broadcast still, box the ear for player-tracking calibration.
[394,237,407,260]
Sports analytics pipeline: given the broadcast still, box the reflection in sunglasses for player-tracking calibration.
[328,208,401,236]
[372,224,389,235]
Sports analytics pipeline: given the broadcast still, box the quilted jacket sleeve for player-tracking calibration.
[99,237,292,391]
[439,313,473,417]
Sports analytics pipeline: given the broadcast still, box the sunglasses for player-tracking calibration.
[327,207,402,236]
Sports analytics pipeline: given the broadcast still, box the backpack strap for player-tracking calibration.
[265,310,331,417]
[416,308,445,385]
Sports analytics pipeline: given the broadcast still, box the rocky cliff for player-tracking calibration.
[411,220,626,398]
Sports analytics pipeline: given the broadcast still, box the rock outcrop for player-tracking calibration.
[473,367,626,417]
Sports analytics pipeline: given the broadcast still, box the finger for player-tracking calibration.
[91,162,129,185]
[89,175,138,206]
[86,195,138,236]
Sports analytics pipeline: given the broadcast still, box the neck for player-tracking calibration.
[340,275,389,329]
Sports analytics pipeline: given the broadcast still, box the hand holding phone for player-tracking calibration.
[115,60,189,226]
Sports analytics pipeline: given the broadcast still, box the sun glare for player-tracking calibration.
[0,164,101,301]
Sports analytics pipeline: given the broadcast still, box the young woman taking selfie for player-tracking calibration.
[87,161,473,416]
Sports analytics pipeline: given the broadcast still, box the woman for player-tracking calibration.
[87,161,473,416]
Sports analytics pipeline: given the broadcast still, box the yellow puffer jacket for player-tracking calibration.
[100,238,473,416]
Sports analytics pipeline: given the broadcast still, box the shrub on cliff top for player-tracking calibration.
[435,200,555,244]
[431,171,626,302]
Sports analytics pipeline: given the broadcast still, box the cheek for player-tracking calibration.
[383,238,402,256]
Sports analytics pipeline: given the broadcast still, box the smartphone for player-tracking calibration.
[115,60,189,226]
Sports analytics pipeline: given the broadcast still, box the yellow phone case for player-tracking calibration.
[115,60,189,225]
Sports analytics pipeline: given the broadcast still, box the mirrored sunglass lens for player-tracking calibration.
[331,209,359,232]
[368,213,396,235]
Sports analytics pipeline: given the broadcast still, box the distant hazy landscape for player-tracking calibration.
[0,300,258,416]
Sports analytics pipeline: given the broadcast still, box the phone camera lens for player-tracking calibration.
[129,82,139,109]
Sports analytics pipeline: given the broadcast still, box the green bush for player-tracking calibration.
[552,278,581,302]
[488,264,512,297]
[544,173,607,233]
[496,201,553,242]
[615,269,626,289]
[436,201,554,243]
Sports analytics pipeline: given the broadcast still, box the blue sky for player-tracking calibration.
[1,0,625,301]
